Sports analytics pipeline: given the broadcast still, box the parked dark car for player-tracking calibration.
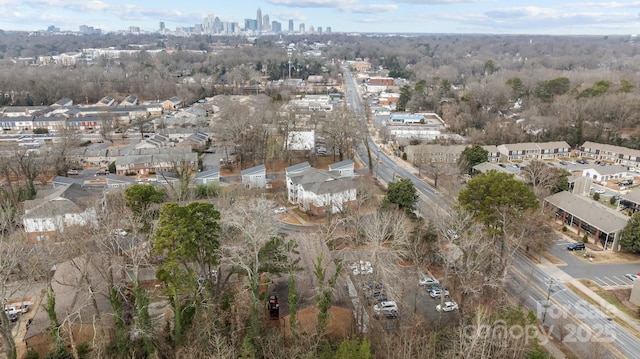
[567,243,586,251]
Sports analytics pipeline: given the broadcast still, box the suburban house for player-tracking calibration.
[543,191,628,251]
[582,165,629,182]
[496,141,571,161]
[135,133,172,149]
[241,164,266,189]
[577,141,640,168]
[22,183,103,241]
[286,165,357,215]
[120,95,138,106]
[179,131,209,150]
[96,96,116,107]
[24,255,116,356]
[162,96,184,111]
[195,166,220,185]
[328,159,355,178]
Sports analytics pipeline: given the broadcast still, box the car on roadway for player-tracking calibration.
[594,188,606,194]
[419,277,440,286]
[373,301,398,317]
[436,301,459,312]
[625,273,640,281]
[274,207,287,215]
[429,287,450,299]
[567,243,585,251]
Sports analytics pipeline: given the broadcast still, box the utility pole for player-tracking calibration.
[542,278,555,323]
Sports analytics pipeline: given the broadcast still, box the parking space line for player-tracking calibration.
[593,277,609,286]
[602,276,620,286]
[610,276,628,286]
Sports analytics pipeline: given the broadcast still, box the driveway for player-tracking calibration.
[550,237,640,286]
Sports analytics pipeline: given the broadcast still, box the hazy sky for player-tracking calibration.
[1,0,638,35]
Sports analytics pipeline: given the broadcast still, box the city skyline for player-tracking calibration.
[0,0,638,35]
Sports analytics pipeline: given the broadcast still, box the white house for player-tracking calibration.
[328,159,355,178]
[582,165,629,182]
[286,162,311,204]
[286,167,357,215]
[195,167,220,185]
[22,183,101,242]
[241,164,266,189]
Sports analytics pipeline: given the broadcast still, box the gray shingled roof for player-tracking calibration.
[621,189,640,205]
[196,167,220,178]
[285,161,311,175]
[241,164,266,176]
[544,191,628,234]
[328,159,354,170]
[289,167,353,194]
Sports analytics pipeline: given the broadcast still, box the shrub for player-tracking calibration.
[562,226,568,232]
[583,234,589,243]
[610,197,617,205]
[593,192,600,201]
[402,152,408,161]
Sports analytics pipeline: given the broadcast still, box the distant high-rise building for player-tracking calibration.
[159,21,165,33]
[213,17,222,34]
[309,25,315,34]
[289,20,294,32]
[272,21,281,33]
[317,27,322,34]
[244,19,258,31]
[47,25,60,32]
[129,26,140,34]
[263,15,269,31]
[257,8,262,32]
[205,13,215,34]
[299,23,305,34]
[326,27,331,34]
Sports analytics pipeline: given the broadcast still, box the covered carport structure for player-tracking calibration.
[543,191,629,251]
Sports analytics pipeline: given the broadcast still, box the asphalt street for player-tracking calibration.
[341,65,640,358]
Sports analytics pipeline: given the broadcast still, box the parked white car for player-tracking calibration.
[419,277,440,286]
[373,301,398,317]
[429,287,450,299]
[274,207,287,215]
[625,273,639,281]
[436,301,459,312]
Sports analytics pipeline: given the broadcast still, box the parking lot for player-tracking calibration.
[550,237,640,287]
[341,250,459,331]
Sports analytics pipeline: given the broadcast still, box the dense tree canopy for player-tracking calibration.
[620,212,640,253]
[459,145,489,174]
[458,170,539,234]
[384,178,418,215]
